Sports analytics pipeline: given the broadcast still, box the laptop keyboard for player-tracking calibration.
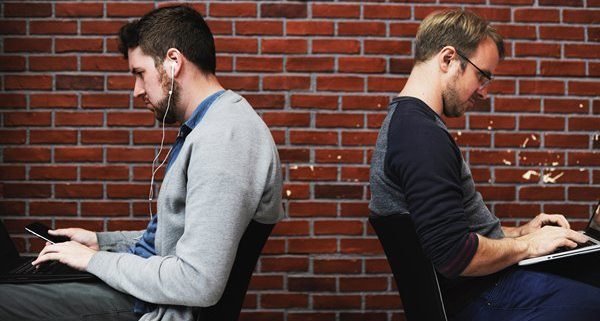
[554,240,596,254]
[9,260,74,275]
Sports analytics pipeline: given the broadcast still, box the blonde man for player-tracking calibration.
[369,9,599,320]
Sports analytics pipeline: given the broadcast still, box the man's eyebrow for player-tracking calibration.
[131,67,143,75]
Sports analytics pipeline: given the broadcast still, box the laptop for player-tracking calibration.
[0,220,97,283]
[519,201,600,266]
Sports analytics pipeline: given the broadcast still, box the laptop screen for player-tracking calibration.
[586,201,600,240]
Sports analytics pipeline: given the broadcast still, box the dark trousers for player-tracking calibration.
[0,282,138,321]
[454,253,600,321]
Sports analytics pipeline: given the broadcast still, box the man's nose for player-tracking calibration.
[476,85,489,100]
[133,79,145,98]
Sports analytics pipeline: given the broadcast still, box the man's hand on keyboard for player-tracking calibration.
[31,241,97,271]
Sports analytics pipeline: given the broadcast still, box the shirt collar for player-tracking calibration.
[178,90,225,139]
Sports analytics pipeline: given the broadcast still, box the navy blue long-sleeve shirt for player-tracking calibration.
[369,96,504,314]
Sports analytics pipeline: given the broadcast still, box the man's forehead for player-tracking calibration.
[128,47,153,71]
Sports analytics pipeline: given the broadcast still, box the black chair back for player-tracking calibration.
[197,220,275,321]
[369,214,448,321]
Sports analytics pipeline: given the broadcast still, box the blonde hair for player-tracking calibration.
[415,9,504,63]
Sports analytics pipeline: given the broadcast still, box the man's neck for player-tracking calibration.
[178,73,224,123]
[398,62,443,116]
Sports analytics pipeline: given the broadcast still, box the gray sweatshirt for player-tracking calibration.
[87,90,285,321]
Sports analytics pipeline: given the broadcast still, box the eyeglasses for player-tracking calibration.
[455,50,493,90]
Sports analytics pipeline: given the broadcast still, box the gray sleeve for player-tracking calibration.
[96,230,144,252]
[87,114,282,307]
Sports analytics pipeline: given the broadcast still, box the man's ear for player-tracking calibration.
[438,46,456,74]
[165,48,182,78]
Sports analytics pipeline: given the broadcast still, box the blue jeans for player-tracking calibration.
[454,268,600,321]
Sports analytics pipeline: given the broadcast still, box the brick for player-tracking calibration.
[569,82,600,96]
[209,2,256,17]
[0,202,26,216]
[0,56,26,71]
[263,76,310,91]
[30,21,78,35]
[339,57,386,73]
[5,75,52,90]
[29,56,77,71]
[30,201,78,216]
[289,166,337,182]
[261,3,307,18]
[282,183,310,200]
[468,7,511,22]
[261,294,308,309]
[31,94,78,109]
[288,239,337,254]
[5,3,51,17]
[205,20,232,35]
[215,55,233,72]
[29,165,77,181]
[0,94,26,108]
[540,61,585,77]
[106,3,155,17]
[236,57,282,72]
[317,76,364,92]
[262,112,310,127]
[290,130,338,145]
[367,114,386,129]
[81,56,129,72]
[107,184,148,199]
[470,150,516,165]
[4,184,51,198]
[342,96,389,111]
[495,133,541,148]
[519,151,564,166]
[367,77,406,93]
[55,112,104,127]
[315,220,363,235]
[56,38,104,53]
[288,201,337,217]
[569,117,600,131]
[539,0,583,5]
[57,75,104,91]
[470,115,516,129]
[0,130,26,144]
[363,5,411,19]
[30,130,77,144]
[218,76,259,91]
[3,147,51,163]
[81,201,130,217]
[563,9,600,23]
[495,60,536,76]
[244,94,285,109]
[312,39,360,55]
[261,39,307,54]
[514,9,559,22]
[132,129,177,145]
[107,112,155,127]
[488,79,516,95]
[545,134,588,149]
[540,26,584,41]
[311,4,359,18]
[316,114,363,128]
[545,99,589,114]
[236,21,282,36]
[340,202,369,217]
[315,149,364,164]
[364,40,411,55]
[291,95,338,110]
[478,186,516,200]
[56,3,103,17]
[520,80,564,95]
[519,187,564,201]
[0,21,26,34]
[4,112,51,127]
[81,166,129,181]
[261,257,308,272]
[494,203,541,218]
[340,238,382,254]
[82,21,127,35]
[494,168,540,184]
[287,57,334,72]
[569,152,600,166]
[55,147,103,162]
[565,45,600,59]
[514,42,560,58]
[341,131,378,147]
[364,296,402,310]
[494,98,540,112]
[495,24,536,39]
[107,148,154,163]
[314,258,362,274]
[544,203,591,219]
[338,22,386,36]
[272,220,310,236]
[214,37,257,54]
[452,132,491,147]
[389,22,420,37]
[315,185,363,199]
[81,130,130,144]
[287,21,334,36]
[519,116,565,131]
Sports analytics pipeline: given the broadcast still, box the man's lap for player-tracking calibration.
[0,281,137,321]
[454,268,600,321]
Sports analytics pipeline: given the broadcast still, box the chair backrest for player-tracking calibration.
[369,214,448,321]
[196,220,275,321]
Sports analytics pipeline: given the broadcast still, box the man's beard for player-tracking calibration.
[442,75,469,118]
[154,68,180,124]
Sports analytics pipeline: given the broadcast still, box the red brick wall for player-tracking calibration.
[1,1,599,319]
